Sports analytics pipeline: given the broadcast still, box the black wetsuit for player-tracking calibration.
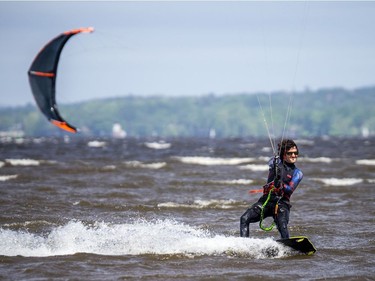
[240,157,303,238]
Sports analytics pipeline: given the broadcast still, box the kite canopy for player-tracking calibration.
[28,27,94,133]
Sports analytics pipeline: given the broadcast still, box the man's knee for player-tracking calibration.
[240,213,248,225]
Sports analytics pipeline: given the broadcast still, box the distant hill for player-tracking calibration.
[1,86,374,138]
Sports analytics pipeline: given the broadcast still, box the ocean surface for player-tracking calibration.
[0,136,374,280]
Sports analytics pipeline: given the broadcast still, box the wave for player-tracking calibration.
[0,161,4,168]
[311,177,363,186]
[299,157,333,163]
[239,164,268,172]
[144,141,171,150]
[101,165,117,171]
[5,159,40,166]
[356,159,375,166]
[3,159,57,167]
[213,179,254,185]
[0,175,18,181]
[0,220,290,259]
[157,199,240,209]
[173,156,255,166]
[124,161,166,169]
[87,140,106,148]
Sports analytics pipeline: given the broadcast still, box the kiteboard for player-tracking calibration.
[276,236,316,255]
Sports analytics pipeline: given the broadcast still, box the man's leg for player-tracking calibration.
[275,203,290,238]
[240,203,262,237]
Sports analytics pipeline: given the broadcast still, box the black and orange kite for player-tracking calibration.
[28,27,94,133]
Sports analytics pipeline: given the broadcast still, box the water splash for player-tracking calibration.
[0,219,289,259]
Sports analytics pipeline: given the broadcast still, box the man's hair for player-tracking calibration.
[278,139,298,158]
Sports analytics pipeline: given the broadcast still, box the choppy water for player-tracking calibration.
[0,136,374,280]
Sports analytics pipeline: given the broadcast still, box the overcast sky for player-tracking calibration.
[1,1,375,106]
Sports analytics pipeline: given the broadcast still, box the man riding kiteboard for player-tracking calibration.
[240,139,303,239]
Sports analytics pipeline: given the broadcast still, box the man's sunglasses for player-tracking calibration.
[286,151,299,156]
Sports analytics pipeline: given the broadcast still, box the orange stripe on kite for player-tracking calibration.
[64,27,94,35]
[29,71,55,77]
[50,120,77,133]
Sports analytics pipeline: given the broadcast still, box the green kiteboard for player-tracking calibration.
[277,236,316,255]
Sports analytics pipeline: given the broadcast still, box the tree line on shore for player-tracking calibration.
[1,86,374,138]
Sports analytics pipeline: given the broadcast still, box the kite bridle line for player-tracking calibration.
[256,94,294,232]
[280,0,309,148]
[257,0,310,150]
[256,1,310,232]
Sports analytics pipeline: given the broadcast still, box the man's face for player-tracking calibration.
[284,146,299,164]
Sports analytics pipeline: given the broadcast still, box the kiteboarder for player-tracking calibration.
[240,139,303,239]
